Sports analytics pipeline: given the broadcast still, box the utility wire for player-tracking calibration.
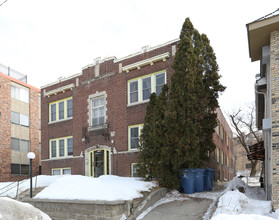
[0,0,8,7]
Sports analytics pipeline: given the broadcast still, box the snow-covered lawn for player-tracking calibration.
[35,175,157,201]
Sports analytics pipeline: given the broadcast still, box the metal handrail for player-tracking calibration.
[0,178,29,197]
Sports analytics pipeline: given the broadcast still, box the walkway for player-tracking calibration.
[141,197,212,220]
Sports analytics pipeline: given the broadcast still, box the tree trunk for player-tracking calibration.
[250,160,258,177]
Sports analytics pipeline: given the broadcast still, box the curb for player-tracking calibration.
[127,188,169,220]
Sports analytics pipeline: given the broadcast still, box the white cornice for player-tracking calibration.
[41,73,82,89]
[44,83,75,97]
[122,52,170,73]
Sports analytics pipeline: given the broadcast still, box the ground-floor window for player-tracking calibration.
[131,163,139,177]
[52,168,71,175]
[11,163,29,175]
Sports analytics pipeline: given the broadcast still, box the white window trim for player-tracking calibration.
[127,70,166,106]
[131,163,139,177]
[88,91,107,129]
[128,124,143,151]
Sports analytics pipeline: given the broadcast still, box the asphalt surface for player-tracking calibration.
[141,197,213,220]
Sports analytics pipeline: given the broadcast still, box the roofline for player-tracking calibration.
[0,72,40,92]
[82,38,180,70]
[41,72,82,89]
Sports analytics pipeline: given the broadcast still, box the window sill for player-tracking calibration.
[48,156,74,160]
[127,99,149,107]
[49,117,73,125]
[128,149,140,152]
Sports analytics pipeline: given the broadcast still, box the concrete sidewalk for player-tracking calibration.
[141,197,212,220]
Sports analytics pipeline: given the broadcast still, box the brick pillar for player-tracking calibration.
[270,30,279,209]
[0,76,12,181]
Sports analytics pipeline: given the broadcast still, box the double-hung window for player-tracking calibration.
[11,138,29,152]
[92,96,105,126]
[156,73,165,95]
[142,77,151,101]
[11,85,29,103]
[128,124,143,150]
[49,97,73,122]
[128,71,166,105]
[131,163,139,177]
[11,112,29,126]
[49,136,73,159]
[52,168,71,175]
[129,81,138,103]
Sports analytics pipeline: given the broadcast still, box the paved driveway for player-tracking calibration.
[141,197,212,220]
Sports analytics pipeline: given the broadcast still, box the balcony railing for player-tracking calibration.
[0,63,27,83]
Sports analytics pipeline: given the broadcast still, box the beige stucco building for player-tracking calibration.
[247,9,279,209]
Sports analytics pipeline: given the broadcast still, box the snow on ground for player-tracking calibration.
[35,175,157,201]
[0,175,62,198]
[211,177,279,220]
[0,197,51,220]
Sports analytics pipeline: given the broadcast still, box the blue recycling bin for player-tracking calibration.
[180,169,196,194]
[204,168,215,191]
[194,168,205,192]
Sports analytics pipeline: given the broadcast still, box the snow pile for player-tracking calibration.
[0,197,51,220]
[0,175,62,198]
[35,175,156,201]
[212,177,278,220]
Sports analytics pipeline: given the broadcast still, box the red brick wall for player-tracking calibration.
[0,74,40,182]
[41,40,235,179]
[0,76,12,181]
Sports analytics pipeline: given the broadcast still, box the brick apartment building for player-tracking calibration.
[247,9,279,208]
[41,39,234,180]
[0,64,41,182]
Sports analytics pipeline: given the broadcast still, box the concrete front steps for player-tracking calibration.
[17,187,45,201]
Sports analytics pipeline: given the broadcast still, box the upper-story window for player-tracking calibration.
[92,96,105,126]
[216,120,220,136]
[128,71,166,105]
[11,138,29,152]
[11,85,29,103]
[221,125,224,140]
[11,111,29,127]
[226,134,229,148]
[49,136,73,159]
[49,97,73,123]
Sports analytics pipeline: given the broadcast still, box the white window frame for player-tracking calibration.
[11,85,29,103]
[88,92,107,129]
[131,163,139,177]
[128,124,143,151]
[128,70,166,106]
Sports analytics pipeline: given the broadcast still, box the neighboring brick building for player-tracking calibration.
[41,39,234,180]
[210,108,235,181]
[0,64,41,182]
[247,9,279,208]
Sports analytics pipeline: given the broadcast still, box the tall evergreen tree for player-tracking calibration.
[138,17,225,189]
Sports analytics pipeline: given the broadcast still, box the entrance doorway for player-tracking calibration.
[89,149,109,177]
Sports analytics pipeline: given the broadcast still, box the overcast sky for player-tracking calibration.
[1,0,278,115]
